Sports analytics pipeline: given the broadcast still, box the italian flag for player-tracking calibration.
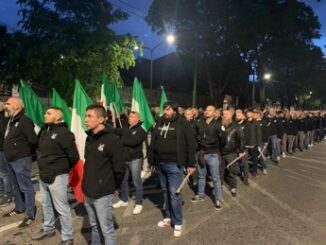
[69,80,92,203]
[19,80,47,134]
[51,88,72,129]
[131,77,154,131]
[159,86,168,117]
[71,80,93,159]
[100,71,116,127]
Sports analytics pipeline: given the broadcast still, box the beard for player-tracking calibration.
[4,109,12,118]
[222,118,232,127]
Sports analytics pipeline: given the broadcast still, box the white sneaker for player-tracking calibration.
[282,152,286,158]
[132,205,143,215]
[262,169,268,175]
[113,200,128,209]
[157,218,171,228]
[174,225,182,237]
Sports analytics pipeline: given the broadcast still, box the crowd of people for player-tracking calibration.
[0,97,325,244]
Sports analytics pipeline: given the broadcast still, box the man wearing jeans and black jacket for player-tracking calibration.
[191,105,222,210]
[149,101,196,237]
[113,111,146,215]
[32,107,79,245]
[82,105,125,245]
[220,107,246,197]
[3,97,38,228]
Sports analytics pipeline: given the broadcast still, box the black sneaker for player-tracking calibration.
[32,229,56,240]
[18,217,34,228]
[243,179,249,186]
[60,239,74,245]
[0,195,13,206]
[191,195,204,203]
[3,209,24,217]
[214,201,222,210]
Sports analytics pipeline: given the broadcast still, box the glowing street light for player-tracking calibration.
[264,73,272,80]
[136,34,176,105]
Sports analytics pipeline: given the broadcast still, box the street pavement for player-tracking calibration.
[1,142,326,245]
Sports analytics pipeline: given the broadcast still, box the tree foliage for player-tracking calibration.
[1,0,137,103]
[146,0,325,107]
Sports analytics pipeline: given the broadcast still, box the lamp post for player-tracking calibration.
[135,34,175,105]
[259,72,272,105]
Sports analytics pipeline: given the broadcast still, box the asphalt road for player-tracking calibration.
[1,142,326,245]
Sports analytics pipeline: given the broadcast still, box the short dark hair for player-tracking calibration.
[86,104,106,118]
[163,101,179,112]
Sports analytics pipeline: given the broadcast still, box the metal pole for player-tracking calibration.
[252,72,255,106]
[192,51,198,106]
[150,50,153,106]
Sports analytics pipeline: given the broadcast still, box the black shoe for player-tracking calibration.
[214,201,222,210]
[3,209,24,217]
[191,195,205,203]
[18,217,34,228]
[0,195,13,206]
[243,179,249,186]
[60,239,74,245]
[32,229,56,240]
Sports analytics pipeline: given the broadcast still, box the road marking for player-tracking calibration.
[0,222,20,233]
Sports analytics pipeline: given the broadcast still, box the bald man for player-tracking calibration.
[0,101,12,206]
[113,111,146,215]
[32,107,79,245]
[3,97,38,228]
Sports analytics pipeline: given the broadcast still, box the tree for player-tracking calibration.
[1,0,137,103]
[146,0,325,107]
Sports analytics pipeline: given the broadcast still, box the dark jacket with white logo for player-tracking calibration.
[114,122,146,162]
[3,110,38,161]
[219,121,246,155]
[82,126,126,199]
[149,114,196,167]
[37,122,79,183]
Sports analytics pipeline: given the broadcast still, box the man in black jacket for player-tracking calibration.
[149,101,196,237]
[220,107,246,197]
[82,104,125,245]
[0,101,12,206]
[2,97,38,228]
[113,111,146,215]
[191,105,222,210]
[32,107,79,245]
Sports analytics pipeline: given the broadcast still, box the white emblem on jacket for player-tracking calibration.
[15,122,19,127]
[51,133,58,140]
[98,143,105,152]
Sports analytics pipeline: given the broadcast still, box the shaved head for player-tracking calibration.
[44,107,64,124]
[4,97,24,118]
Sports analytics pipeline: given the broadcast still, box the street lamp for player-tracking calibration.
[136,34,175,105]
[264,73,272,80]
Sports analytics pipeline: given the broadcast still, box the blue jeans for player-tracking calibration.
[156,162,183,226]
[8,156,35,218]
[84,194,116,245]
[120,158,143,205]
[0,152,12,195]
[40,174,73,241]
[269,135,280,161]
[197,153,222,202]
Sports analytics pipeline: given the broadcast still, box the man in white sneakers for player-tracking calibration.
[113,112,146,214]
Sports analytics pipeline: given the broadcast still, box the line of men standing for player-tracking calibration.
[0,96,325,245]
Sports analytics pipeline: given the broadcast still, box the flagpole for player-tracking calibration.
[112,102,123,128]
